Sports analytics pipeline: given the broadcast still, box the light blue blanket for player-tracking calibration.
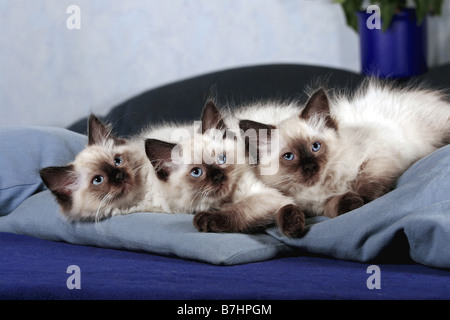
[268,144,450,268]
[1,127,449,268]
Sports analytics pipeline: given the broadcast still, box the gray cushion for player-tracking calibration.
[0,126,86,215]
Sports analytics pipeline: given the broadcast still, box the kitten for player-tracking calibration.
[241,80,450,235]
[40,115,172,221]
[145,101,304,235]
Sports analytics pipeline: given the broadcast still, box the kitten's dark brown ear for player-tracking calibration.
[201,101,226,133]
[239,120,276,145]
[88,114,125,145]
[239,120,276,163]
[145,139,177,181]
[239,120,276,137]
[301,88,337,130]
[40,165,77,212]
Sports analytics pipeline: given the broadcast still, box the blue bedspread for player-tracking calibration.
[2,231,449,300]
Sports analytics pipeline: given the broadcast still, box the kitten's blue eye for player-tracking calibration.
[92,175,104,185]
[311,142,321,152]
[217,153,227,165]
[114,156,123,166]
[282,152,295,161]
[190,167,203,178]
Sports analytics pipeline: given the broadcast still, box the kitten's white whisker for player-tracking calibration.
[94,193,114,223]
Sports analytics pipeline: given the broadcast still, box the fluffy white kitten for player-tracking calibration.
[145,101,304,235]
[241,80,450,236]
[40,115,189,221]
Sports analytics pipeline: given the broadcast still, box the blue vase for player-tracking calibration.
[357,8,427,79]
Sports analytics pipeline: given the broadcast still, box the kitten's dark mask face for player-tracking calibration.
[40,114,146,219]
[280,138,327,186]
[145,101,238,204]
[187,159,234,199]
[87,153,135,201]
[279,89,335,186]
[239,88,336,188]
[146,137,236,200]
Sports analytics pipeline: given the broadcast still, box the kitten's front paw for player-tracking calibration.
[193,211,230,233]
[276,204,306,238]
[338,192,364,215]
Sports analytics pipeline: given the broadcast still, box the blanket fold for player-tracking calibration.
[268,145,450,269]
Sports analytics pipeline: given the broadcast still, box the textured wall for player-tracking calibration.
[0,0,449,128]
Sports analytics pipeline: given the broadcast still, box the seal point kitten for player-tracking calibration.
[40,115,154,220]
[145,101,304,236]
[240,80,450,236]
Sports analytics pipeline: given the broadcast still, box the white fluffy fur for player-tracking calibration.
[226,100,300,128]
[50,121,196,220]
[257,80,450,216]
[155,102,300,232]
[152,101,300,213]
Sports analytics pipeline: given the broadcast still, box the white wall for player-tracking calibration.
[0,0,449,128]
